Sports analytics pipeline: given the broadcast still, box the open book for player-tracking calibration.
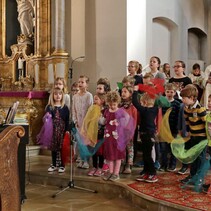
[5,101,19,124]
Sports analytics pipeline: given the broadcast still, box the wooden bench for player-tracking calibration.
[0,126,25,211]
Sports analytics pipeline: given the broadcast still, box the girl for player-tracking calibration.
[72,75,93,169]
[87,93,107,176]
[46,88,69,173]
[149,56,165,81]
[127,60,143,85]
[96,78,111,173]
[169,60,192,99]
[120,86,137,174]
[54,77,70,111]
[102,91,134,181]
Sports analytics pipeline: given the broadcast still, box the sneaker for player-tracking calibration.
[76,156,81,163]
[109,174,120,181]
[102,163,109,172]
[81,162,89,169]
[136,174,148,182]
[145,175,158,183]
[58,167,65,173]
[102,172,112,181]
[94,168,103,177]
[87,168,97,176]
[134,160,144,167]
[180,175,192,184]
[178,166,188,175]
[48,165,57,172]
[122,167,132,174]
[202,184,211,194]
[167,166,176,172]
[77,161,83,168]
[154,161,161,170]
[159,165,167,172]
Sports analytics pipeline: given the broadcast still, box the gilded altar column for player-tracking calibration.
[52,0,67,55]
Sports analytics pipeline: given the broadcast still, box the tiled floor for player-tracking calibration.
[22,183,141,211]
[22,155,143,211]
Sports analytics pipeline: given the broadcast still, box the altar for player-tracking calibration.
[0,91,49,144]
[0,1,69,144]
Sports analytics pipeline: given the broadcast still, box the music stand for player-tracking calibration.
[52,131,97,198]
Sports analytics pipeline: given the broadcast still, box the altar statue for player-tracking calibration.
[16,0,34,37]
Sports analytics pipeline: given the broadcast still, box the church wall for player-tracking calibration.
[66,0,211,90]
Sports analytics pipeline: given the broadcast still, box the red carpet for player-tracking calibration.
[128,173,211,211]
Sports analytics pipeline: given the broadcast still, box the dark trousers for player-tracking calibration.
[52,151,64,167]
[185,136,206,176]
[141,133,156,175]
[92,154,104,169]
[160,142,176,168]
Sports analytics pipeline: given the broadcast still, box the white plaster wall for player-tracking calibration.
[64,0,211,90]
[94,0,127,90]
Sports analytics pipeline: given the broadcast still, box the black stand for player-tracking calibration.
[52,132,97,198]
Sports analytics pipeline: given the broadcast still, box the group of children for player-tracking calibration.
[37,57,211,193]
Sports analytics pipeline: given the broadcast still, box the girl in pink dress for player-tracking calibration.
[102,91,134,181]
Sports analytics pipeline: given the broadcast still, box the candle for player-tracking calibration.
[35,64,39,84]
[18,58,23,69]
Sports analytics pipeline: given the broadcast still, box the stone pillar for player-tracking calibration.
[52,0,67,55]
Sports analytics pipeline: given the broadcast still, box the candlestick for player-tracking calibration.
[18,58,23,69]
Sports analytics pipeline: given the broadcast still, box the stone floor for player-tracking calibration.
[22,154,191,211]
[22,155,144,211]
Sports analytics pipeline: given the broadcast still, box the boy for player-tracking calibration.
[132,86,159,183]
[179,84,207,184]
[159,83,181,172]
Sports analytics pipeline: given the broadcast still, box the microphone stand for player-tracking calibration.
[52,56,97,198]
[52,132,97,198]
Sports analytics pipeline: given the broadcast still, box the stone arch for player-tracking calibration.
[152,17,178,74]
[188,27,207,71]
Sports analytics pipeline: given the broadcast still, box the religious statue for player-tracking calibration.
[16,0,34,38]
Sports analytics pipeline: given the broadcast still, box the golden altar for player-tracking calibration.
[0,0,69,144]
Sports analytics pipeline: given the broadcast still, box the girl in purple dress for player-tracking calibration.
[102,91,134,181]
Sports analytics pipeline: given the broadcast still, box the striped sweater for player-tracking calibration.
[184,100,206,137]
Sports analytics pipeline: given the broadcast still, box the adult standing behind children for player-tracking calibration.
[46,88,70,173]
[72,75,93,169]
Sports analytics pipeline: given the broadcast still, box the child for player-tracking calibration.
[46,88,70,173]
[132,87,159,183]
[72,75,93,169]
[188,63,204,102]
[202,94,211,193]
[120,86,137,173]
[179,84,207,185]
[159,83,181,172]
[102,91,134,181]
[96,78,111,94]
[203,72,211,109]
[127,60,143,85]
[96,78,111,173]
[54,77,70,111]
[87,93,106,176]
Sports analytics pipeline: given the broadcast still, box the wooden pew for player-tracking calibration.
[0,126,25,211]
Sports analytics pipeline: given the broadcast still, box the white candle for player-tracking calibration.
[35,64,39,84]
[48,64,54,84]
[18,58,23,69]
